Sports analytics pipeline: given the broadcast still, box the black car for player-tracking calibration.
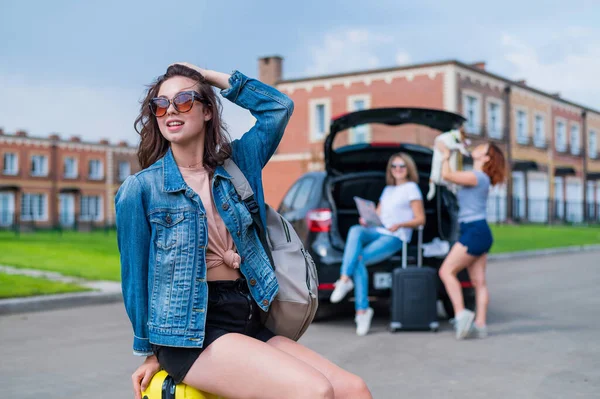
[277,107,475,318]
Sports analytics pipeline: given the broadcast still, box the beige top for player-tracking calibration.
[178,165,241,270]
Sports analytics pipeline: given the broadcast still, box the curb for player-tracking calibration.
[488,244,600,262]
[2,244,600,315]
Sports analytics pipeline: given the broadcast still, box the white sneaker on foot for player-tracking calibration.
[454,309,475,340]
[355,307,374,336]
[330,279,354,303]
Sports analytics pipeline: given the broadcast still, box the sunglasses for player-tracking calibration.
[391,163,407,169]
[149,91,205,117]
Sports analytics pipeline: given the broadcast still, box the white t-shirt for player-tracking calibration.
[377,182,423,242]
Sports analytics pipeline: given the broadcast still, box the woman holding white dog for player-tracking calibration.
[330,153,425,336]
[437,141,506,340]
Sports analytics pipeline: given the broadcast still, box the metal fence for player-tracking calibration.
[0,211,115,234]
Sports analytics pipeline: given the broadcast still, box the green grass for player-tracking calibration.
[490,224,600,253]
[0,225,599,283]
[0,273,91,299]
[0,230,120,281]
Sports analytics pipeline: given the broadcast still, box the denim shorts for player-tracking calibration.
[458,219,493,256]
[152,278,275,384]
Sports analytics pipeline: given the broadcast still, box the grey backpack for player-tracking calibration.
[223,159,319,341]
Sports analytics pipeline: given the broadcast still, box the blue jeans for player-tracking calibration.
[340,225,403,311]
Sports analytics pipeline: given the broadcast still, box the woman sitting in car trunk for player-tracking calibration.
[330,152,426,336]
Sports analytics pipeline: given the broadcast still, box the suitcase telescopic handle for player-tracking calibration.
[401,225,424,269]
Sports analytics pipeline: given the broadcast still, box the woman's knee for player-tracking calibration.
[306,376,335,399]
[339,374,371,398]
[347,224,364,240]
[470,277,486,289]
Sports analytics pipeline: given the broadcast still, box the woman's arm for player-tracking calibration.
[115,176,153,357]
[439,143,478,187]
[389,199,426,231]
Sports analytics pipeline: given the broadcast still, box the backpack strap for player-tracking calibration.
[222,159,275,270]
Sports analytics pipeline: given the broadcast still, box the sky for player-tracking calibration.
[1,0,599,145]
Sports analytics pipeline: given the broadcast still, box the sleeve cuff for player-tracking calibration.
[220,70,246,103]
[133,335,153,356]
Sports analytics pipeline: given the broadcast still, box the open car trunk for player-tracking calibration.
[323,108,466,252]
[326,147,459,251]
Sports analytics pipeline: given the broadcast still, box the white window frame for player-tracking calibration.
[31,155,49,177]
[3,152,18,175]
[461,90,482,135]
[570,122,581,155]
[0,192,15,226]
[80,195,103,222]
[88,159,104,180]
[533,112,547,148]
[589,129,598,159]
[64,156,78,179]
[555,117,568,153]
[485,97,503,139]
[309,98,331,143]
[515,107,529,145]
[347,94,372,144]
[21,193,48,222]
[118,161,131,182]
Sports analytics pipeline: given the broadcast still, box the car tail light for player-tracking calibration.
[307,208,332,232]
[318,283,335,291]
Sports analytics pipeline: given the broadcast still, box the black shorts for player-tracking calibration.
[152,278,275,384]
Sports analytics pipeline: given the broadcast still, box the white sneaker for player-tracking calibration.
[330,279,354,303]
[355,307,374,336]
[454,309,475,340]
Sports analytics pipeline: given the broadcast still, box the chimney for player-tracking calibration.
[118,140,128,147]
[471,61,486,70]
[16,130,28,137]
[258,56,283,86]
[49,133,60,140]
[99,138,110,145]
[0,128,4,135]
[69,135,82,142]
[516,79,527,86]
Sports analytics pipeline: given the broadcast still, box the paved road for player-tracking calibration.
[2,252,599,398]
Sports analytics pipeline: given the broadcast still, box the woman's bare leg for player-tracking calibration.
[267,335,372,399]
[183,333,334,399]
[466,254,489,326]
[438,242,476,314]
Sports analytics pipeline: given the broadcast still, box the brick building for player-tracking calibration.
[258,56,600,223]
[0,130,139,229]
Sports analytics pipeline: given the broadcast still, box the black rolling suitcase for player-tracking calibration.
[390,226,439,332]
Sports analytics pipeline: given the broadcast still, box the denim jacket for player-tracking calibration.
[115,71,294,355]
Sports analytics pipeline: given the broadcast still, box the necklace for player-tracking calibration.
[187,159,204,168]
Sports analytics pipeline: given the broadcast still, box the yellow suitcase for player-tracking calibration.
[142,370,225,399]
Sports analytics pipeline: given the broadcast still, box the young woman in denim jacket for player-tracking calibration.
[115,63,372,399]
[437,142,506,340]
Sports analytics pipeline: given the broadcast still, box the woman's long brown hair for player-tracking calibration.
[386,152,419,185]
[134,64,232,170]
[483,143,506,185]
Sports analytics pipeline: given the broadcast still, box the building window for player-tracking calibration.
[486,100,503,139]
[589,130,598,159]
[570,124,581,155]
[347,95,371,144]
[516,110,529,144]
[118,161,131,182]
[3,153,18,175]
[88,160,104,180]
[462,93,481,135]
[21,193,47,221]
[309,98,331,142]
[0,192,15,226]
[31,155,49,177]
[534,114,546,148]
[80,195,102,222]
[64,157,78,179]
[555,120,567,152]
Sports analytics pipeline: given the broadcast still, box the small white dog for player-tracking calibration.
[426,128,471,201]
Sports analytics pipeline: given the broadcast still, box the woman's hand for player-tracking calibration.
[388,223,402,232]
[170,62,207,78]
[132,355,161,399]
[359,217,367,227]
